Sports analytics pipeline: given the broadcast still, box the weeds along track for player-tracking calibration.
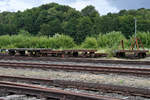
[0,56,150,65]
[0,75,150,98]
[0,62,150,76]
[0,81,120,100]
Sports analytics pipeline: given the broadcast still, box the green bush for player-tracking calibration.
[0,31,149,50]
[127,32,150,49]
[10,34,31,48]
[97,31,128,49]
[52,34,76,49]
[18,29,30,36]
[0,35,11,48]
[81,37,98,49]
[0,34,76,49]
[136,32,150,48]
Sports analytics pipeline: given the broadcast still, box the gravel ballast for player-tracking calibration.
[0,67,150,89]
[0,60,150,68]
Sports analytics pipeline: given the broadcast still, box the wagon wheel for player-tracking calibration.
[8,50,16,56]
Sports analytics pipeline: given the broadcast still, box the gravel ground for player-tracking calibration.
[0,95,42,100]
[0,59,150,100]
[0,67,149,89]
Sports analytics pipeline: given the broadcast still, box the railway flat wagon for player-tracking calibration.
[115,39,149,58]
[63,49,97,57]
[6,48,106,58]
[115,50,149,58]
[8,48,52,56]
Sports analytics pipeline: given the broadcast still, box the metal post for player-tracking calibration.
[134,18,137,49]
[135,18,137,38]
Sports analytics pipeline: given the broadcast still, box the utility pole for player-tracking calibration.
[134,18,137,38]
[134,18,137,49]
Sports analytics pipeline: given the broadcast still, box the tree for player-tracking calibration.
[118,16,135,38]
[0,2,150,43]
[62,18,79,38]
[81,5,100,17]
[76,17,93,43]
[39,19,62,36]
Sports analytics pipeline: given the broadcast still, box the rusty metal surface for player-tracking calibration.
[0,81,120,100]
[0,62,150,76]
[118,39,148,53]
[116,39,149,58]
[5,49,102,57]
[1,48,149,58]
[0,75,150,98]
[63,49,97,52]
[8,48,52,51]
[7,49,97,52]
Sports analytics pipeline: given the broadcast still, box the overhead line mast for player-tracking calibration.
[134,18,137,49]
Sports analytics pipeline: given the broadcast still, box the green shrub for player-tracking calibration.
[127,32,150,49]
[18,29,30,36]
[0,35,11,48]
[10,34,31,48]
[97,31,128,49]
[0,31,149,50]
[52,34,76,49]
[0,34,76,49]
[136,32,150,48]
[81,37,98,49]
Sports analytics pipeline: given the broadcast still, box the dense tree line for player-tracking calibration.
[0,3,150,43]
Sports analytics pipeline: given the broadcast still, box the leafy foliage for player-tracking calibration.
[81,37,98,49]
[51,34,76,49]
[0,34,75,49]
[97,31,128,48]
[0,3,150,44]
[136,32,150,48]
[0,31,150,49]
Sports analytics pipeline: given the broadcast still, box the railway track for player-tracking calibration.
[0,75,150,98]
[0,55,150,65]
[0,62,150,76]
[0,81,120,100]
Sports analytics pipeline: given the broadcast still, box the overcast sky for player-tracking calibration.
[0,0,150,15]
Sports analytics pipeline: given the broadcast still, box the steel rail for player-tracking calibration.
[0,81,120,100]
[0,75,150,98]
[0,56,150,65]
[0,62,150,76]
[0,61,150,71]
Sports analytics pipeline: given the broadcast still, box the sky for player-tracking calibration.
[0,0,150,15]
